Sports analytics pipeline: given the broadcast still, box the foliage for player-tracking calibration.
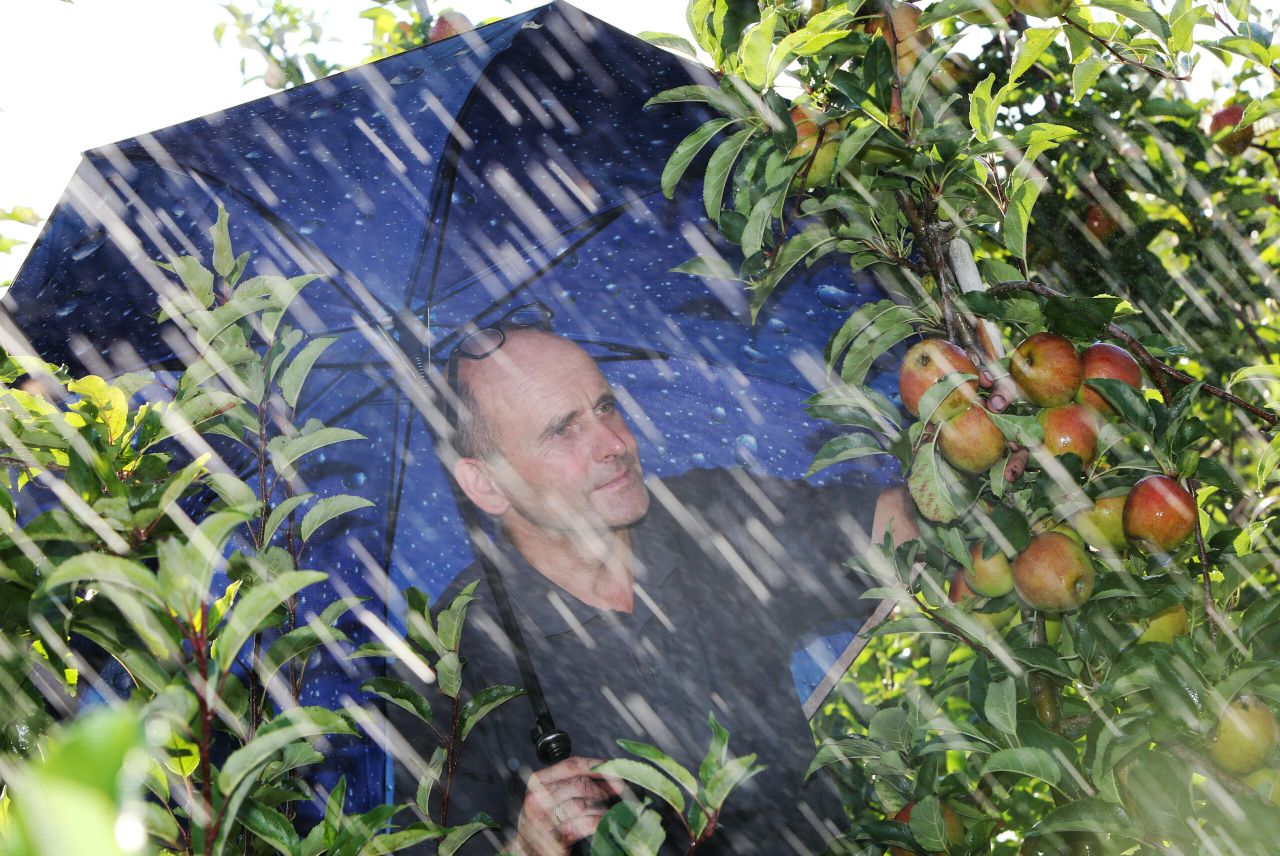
[653,0,1280,852]
[0,207,522,854]
[216,0,507,90]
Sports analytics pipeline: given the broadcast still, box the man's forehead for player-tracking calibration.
[462,331,607,407]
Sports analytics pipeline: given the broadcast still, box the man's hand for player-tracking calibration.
[510,756,623,856]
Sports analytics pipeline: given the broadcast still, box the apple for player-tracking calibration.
[1048,522,1085,548]
[1010,332,1083,407]
[429,11,472,42]
[1084,204,1119,243]
[1245,767,1280,806]
[1012,531,1096,612]
[960,0,1012,24]
[967,540,1014,597]
[1073,493,1128,552]
[1210,696,1279,775]
[1134,604,1189,644]
[899,339,979,421]
[790,106,822,158]
[1078,342,1143,414]
[866,3,934,74]
[799,136,841,188]
[1209,104,1254,157]
[949,570,1017,630]
[1123,475,1196,554]
[1037,403,1098,469]
[939,405,1006,474]
[1011,0,1072,17]
[890,800,965,856]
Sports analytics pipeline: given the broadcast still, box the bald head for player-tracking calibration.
[449,329,649,532]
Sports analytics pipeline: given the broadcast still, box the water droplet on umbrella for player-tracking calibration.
[710,406,727,423]
[344,471,368,489]
[741,345,767,363]
[298,220,323,235]
[561,252,580,269]
[767,318,790,334]
[690,452,706,467]
[816,285,855,310]
[389,68,425,85]
[733,434,758,466]
[70,230,107,261]
[603,283,619,295]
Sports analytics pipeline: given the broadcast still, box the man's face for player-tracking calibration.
[461,331,650,535]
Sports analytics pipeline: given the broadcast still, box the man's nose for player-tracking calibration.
[592,418,628,459]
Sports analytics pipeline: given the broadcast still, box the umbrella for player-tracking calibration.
[6,0,901,813]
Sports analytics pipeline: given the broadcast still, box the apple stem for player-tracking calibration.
[1187,477,1224,644]
[986,280,1280,428]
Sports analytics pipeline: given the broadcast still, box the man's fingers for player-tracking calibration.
[529,756,609,787]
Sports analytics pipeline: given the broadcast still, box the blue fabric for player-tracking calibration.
[6,1,901,813]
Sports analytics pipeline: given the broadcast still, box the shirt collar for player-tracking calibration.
[489,482,679,637]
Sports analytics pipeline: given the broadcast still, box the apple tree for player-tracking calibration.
[648,0,1280,852]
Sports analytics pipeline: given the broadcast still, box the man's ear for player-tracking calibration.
[453,457,511,516]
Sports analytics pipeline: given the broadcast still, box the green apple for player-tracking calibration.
[1073,493,1128,552]
[966,540,1014,597]
[1210,696,1280,775]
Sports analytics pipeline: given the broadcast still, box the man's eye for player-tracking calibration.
[597,401,615,415]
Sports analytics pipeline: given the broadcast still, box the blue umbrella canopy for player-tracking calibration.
[7,0,900,811]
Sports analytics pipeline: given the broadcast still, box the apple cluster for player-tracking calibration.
[899,334,1201,628]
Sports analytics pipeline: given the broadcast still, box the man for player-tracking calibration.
[398,322,917,854]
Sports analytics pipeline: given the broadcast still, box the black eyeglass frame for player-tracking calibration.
[444,301,556,394]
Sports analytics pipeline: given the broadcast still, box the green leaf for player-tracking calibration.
[766,26,854,86]
[1071,55,1108,102]
[704,127,756,221]
[218,707,354,804]
[985,677,1019,740]
[591,800,665,856]
[980,747,1062,786]
[262,493,315,547]
[40,553,161,604]
[268,422,366,478]
[698,712,730,783]
[636,31,697,58]
[161,256,216,310]
[240,800,300,856]
[260,600,358,687]
[908,795,948,852]
[1085,378,1151,434]
[157,508,253,623]
[300,494,374,543]
[969,74,998,142]
[703,754,763,810]
[595,758,685,816]
[439,819,494,856]
[214,571,327,673]
[749,227,838,321]
[362,677,434,723]
[807,433,888,476]
[211,204,234,278]
[616,740,700,795]
[361,824,447,855]
[825,300,918,375]
[1006,28,1060,91]
[738,8,776,90]
[1044,295,1121,339]
[1030,798,1137,838]
[1227,364,1280,389]
[460,684,525,740]
[436,652,462,699]
[1091,0,1172,39]
[661,118,736,200]
[279,336,337,409]
[1003,176,1045,260]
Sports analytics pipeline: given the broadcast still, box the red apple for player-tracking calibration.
[967,540,1014,597]
[899,339,979,421]
[939,405,1006,474]
[1037,403,1098,469]
[866,3,934,74]
[1210,696,1279,775]
[1012,531,1096,612]
[1010,332,1082,407]
[949,570,1017,630]
[430,12,472,42]
[1078,342,1143,414]
[1209,104,1254,157]
[1123,475,1196,554]
[1073,493,1128,552]
[1084,204,1119,243]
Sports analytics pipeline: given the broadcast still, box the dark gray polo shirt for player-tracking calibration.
[392,467,879,854]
